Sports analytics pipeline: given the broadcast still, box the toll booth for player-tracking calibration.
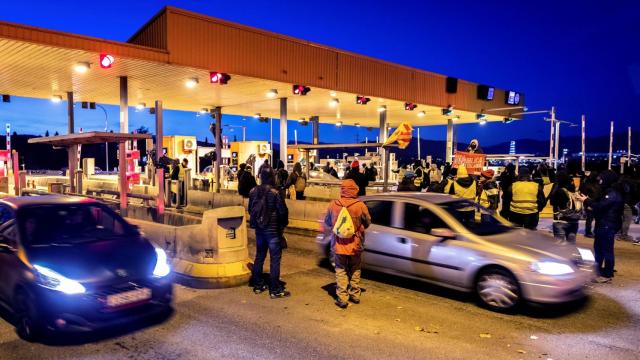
[229,141,270,175]
[163,135,197,174]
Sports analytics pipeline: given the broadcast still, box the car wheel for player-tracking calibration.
[475,268,521,312]
[14,291,42,342]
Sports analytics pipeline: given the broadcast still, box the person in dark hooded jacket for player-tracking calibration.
[397,172,420,192]
[274,160,289,200]
[249,166,290,298]
[580,171,601,238]
[583,170,624,283]
[238,165,257,198]
[344,160,369,196]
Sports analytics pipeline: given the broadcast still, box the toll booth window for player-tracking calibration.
[365,201,392,227]
[402,203,447,234]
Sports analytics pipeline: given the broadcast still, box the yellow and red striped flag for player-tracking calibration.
[383,122,413,149]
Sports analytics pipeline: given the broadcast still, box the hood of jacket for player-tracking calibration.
[340,179,359,199]
[456,176,475,188]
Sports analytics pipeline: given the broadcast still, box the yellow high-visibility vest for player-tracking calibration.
[453,181,477,201]
[178,165,185,180]
[444,179,454,194]
[414,167,424,187]
[510,181,539,214]
[479,187,499,208]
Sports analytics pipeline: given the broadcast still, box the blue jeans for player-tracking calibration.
[552,221,578,244]
[251,232,283,292]
[594,225,616,278]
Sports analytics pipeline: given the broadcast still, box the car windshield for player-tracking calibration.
[439,200,512,236]
[18,203,136,246]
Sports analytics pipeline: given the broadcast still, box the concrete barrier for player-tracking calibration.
[128,206,251,289]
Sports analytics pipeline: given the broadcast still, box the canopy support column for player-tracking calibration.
[155,100,164,215]
[310,115,319,164]
[213,107,222,193]
[119,76,128,215]
[379,110,388,192]
[279,98,288,165]
[66,91,75,192]
[446,119,454,164]
[67,91,74,134]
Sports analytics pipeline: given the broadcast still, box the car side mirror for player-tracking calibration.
[430,228,456,241]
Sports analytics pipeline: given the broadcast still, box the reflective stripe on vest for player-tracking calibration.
[414,167,424,187]
[454,181,477,201]
[479,188,499,208]
[510,181,539,214]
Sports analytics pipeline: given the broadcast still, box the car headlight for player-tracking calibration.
[531,261,575,276]
[33,265,86,295]
[153,248,171,278]
[577,247,595,262]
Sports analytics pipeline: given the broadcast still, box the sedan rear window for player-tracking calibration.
[18,204,136,246]
[439,200,512,236]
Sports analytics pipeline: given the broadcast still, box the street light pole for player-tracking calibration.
[549,106,555,167]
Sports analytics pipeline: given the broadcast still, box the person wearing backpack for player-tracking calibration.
[550,172,583,244]
[249,166,290,298]
[274,159,289,200]
[323,179,371,309]
[286,162,307,200]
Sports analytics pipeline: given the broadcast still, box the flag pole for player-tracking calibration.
[581,115,585,172]
[608,121,614,170]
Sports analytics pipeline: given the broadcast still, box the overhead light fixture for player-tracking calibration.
[199,108,209,114]
[185,78,199,88]
[329,98,340,107]
[355,123,361,127]
[336,121,343,127]
[51,95,63,103]
[135,103,146,111]
[210,71,231,85]
[149,107,156,115]
[298,118,309,126]
[99,53,115,69]
[258,116,269,123]
[451,115,460,122]
[377,105,387,113]
[503,117,515,124]
[417,111,426,117]
[330,91,337,97]
[73,62,90,74]
[1,95,10,103]
[442,105,454,116]
[266,89,278,98]
[476,113,488,125]
[253,113,261,119]
[292,84,311,96]
[356,95,371,105]
[404,102,418,111]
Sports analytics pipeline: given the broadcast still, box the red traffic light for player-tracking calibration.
[99,53,115,69]
[404,102,418,111]
[210,72,231,85]
[292,84,311,96]
[356,95,371,105]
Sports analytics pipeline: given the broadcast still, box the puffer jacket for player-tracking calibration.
[586,187,624,231]
[248,185,289,235]
[324,180,371,255]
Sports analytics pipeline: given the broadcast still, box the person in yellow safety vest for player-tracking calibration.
[505,167,546,230]
[478,169,499,210]
[413,160,425,190]
[448,164,477,223]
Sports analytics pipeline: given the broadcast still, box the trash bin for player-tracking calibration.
[173,206,251,288]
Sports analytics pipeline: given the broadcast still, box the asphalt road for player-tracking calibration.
[1,223,639,360]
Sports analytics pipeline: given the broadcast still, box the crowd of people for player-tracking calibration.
[242,156,639,305]
[397,159,640,283]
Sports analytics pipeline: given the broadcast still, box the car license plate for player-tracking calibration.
[106,288,152,308]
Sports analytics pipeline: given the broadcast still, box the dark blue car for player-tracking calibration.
[0,195,173,341]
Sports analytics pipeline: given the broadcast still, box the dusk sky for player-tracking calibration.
[0,1,638,149]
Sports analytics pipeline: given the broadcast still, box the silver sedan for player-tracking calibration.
[317,193,595,311]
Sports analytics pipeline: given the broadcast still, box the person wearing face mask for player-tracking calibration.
[466,139,484,154]
[583,170,624,283]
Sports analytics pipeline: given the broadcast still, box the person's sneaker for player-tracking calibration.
[335,300,348,309]
[632,240,640,246]
[269,289,291,299]
[592,276,612,284]
[253,284,268,294]
[349,297,360,304]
